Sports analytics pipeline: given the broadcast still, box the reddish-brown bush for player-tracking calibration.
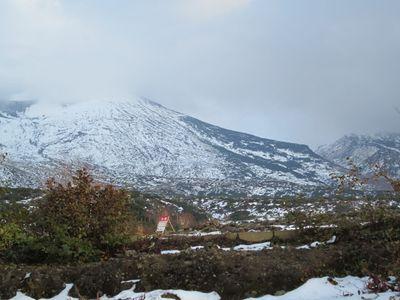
[34,169,136,260]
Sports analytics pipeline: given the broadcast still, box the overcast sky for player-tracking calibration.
[0,0,399,147]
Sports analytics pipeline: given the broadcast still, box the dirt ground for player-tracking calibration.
[1,224,399,300]
[0,248,332,299]
[0,220,400,300]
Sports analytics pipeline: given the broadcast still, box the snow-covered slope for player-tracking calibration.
[0,99,337,195]
[317,133,400,177]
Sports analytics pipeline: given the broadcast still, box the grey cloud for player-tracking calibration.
[0,0,399,147]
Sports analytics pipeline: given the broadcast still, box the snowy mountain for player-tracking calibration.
[0,98,337,196]
[317,133,400,177]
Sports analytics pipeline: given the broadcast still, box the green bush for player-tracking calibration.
[0,169,137,263]
[0,222,27,251]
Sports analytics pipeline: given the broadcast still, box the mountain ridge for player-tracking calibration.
[0,98,338,196]
[317,132,400,178]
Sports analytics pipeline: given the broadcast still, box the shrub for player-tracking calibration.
[0,169,137,263]
[0,201,37,261]
[33,169,136,259]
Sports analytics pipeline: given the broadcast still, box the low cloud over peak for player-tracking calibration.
[0,0,399,147]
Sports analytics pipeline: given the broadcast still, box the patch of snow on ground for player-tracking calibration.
[296,236,336,250]
[10,292,35,300]
[109,288,220,300]
[233,242,272,251]
[173,231,222,237]
[11,284,221,300]
[326,235,336,244]
[191,245,205,250]
[161,249,181,255]
[244,276,399,300]
[11,284,74,300]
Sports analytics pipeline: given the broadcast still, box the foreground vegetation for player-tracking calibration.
[1,209,400,299]
[1,162,400,298]
[0,169,209,263]
[0,169,137,262]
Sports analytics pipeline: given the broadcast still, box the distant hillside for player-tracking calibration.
[317,133,400,177]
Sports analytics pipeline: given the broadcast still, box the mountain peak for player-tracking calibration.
[1,98,337,196]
